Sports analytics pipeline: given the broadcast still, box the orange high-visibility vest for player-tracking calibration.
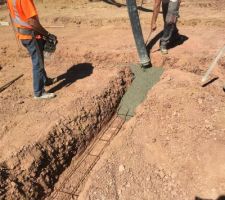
[7,0,38,40]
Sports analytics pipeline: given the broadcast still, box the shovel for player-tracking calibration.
[201,45,225,86]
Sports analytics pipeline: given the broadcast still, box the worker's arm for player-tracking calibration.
[27,16,49,37]
[151,0,161,32]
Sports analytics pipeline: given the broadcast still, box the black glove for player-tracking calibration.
[44,33,58,53]
[47,33,58,43]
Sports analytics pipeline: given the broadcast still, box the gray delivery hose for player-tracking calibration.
[126,0,151,68]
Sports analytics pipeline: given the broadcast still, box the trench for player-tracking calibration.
[0,67,133,200]
[0,64,164,200]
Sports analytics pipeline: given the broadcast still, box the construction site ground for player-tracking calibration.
[0,0,225,199]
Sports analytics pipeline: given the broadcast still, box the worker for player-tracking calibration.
[7,0,58,99]
[151,0,181,54]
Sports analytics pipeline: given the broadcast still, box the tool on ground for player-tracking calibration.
[0,74,24,93]
[201,45,225,86]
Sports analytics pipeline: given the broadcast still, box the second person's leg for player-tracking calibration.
[160,0,180,54]
[21,39,55,99]
[21,39,45,96]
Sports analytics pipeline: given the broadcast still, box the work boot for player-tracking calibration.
[45,77,57,86]
[34,92,56,100]
[160,45,168,55]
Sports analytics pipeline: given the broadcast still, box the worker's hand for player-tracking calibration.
[44,33,58,53]
[151,22,157,32]
[47,33,57,43]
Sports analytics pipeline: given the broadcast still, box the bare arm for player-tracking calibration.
[27,16,49,37]
[151,0,161,32]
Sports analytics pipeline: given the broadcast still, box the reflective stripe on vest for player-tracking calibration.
[12,0,31,28]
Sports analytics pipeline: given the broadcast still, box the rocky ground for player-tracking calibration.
[0,0,225,199]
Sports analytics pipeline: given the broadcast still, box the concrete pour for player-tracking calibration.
[118,65,164,120]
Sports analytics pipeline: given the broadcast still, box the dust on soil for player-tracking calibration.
[1,0,225,199]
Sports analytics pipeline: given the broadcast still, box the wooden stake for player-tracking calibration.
[0,74,24,93]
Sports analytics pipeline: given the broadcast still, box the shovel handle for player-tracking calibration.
[201,45,225,85]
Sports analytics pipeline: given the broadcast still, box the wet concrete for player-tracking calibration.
[118,64,164,120]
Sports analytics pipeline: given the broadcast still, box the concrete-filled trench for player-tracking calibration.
[0,67,133,200]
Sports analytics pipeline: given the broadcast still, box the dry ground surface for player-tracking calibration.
[1,0,225,199]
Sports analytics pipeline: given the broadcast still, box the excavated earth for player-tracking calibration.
[0,0,225,199]
[0,1,135,199]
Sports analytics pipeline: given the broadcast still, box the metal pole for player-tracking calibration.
[201,45,225,86]
[126,0,151,68]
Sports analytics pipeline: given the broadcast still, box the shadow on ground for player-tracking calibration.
[48,63,94,93]
[146,31,189,54]
[202,77,219,87]
[195,196,225,200]
[102,0,154,12]
[168,34,189,49]
[103,0,126,7]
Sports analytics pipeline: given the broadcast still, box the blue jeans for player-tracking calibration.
[21,39,47,97]
[161,0,180,47]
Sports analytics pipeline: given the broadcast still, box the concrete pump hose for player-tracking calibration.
[126,0,151,68]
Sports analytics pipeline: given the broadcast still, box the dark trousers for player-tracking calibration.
[21,38,47,96]
[161,0,180,47]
